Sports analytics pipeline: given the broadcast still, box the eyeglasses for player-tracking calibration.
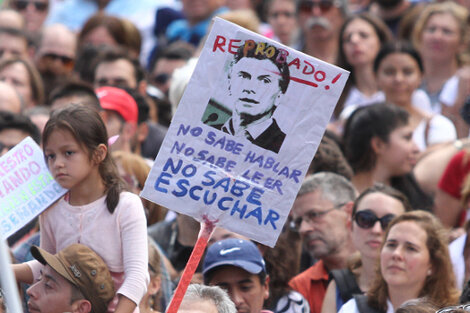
[298,0,338,13]
[437,304,470,313]
[291,202,346,229]
[12,0,48,12]
[354,210,395,230]
[41,53,74,67]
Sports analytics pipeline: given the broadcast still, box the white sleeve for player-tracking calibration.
[427,114,457,146]
[440,76,459,107]
[116,193,150,305]
[338,299,360,313]
[412,89,433,113]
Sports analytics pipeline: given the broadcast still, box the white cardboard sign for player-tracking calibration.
[0,137,66,239]
[141,18,349,247]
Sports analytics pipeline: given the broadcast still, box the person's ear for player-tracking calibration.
[93,143,107,164]
[371,136,385,155]
[344,201,354,229]
[263,275,270,300]
[136,122,149,143]
[71,299,92,313]
[274,91,282,107]
[122,122,137,139]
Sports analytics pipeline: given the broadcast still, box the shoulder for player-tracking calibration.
[290,261,328,283]
[114,192,145,212]
[148,219,175,244]
[429,114,456,129]
[119,191,143,203]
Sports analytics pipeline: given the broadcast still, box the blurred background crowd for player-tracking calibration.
[2,0,470,313]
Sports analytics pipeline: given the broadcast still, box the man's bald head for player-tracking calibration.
[36,24,77,75]
[40,24,77,53]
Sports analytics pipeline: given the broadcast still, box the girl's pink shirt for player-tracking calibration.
[27,191,149,305]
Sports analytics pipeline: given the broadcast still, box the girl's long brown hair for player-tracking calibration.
[43,105,124,213]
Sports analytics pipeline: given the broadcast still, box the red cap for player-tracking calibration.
[96,86,138,123]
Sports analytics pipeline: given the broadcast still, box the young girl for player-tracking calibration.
[374,41,456,151]
[13,105,149,313]
[321,184,410,313]
[343,103,432,211]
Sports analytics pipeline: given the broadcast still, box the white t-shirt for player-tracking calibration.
[339,298,394,313]
[412,114,457,151]
[340,88,433,120]
[439,75,460,111]
[449,233,467,290]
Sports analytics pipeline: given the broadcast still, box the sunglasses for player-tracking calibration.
[12,0,48,11]
[354,210,395,230]
[41,53,74,67]
[299,0,337,13]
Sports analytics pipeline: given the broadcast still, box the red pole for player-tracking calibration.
[165,216,216,313]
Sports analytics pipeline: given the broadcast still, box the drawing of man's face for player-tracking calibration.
[229,57,282,119]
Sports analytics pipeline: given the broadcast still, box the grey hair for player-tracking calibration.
[181,284,236,313]
[297,172,356,205]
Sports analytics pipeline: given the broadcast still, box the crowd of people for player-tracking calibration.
[2,0,470,313]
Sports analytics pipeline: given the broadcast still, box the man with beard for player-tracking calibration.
[35,24,77,96]
[289,172,356,313]
[295,0,348,64]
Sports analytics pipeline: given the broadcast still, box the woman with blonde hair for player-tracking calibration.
[340,211,459,313]
[412,1,470,137]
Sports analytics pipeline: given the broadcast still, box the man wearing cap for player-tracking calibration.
[96,86,138,153]
[202,238,270,313]
[26,243,115,313]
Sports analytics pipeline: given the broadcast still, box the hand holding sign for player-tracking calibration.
[141,17,349,247]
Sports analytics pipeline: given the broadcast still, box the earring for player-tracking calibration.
[427,269,432,276]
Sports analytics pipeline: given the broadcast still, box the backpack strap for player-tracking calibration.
[353,294,382,313]
[330,269,362,303]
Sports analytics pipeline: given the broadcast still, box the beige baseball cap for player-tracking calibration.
[31,244,115,313]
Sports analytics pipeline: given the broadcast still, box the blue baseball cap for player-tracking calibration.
[203,238,266,276]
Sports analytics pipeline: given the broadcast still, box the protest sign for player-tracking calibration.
[141,17,349,247]
[0,137,66,239]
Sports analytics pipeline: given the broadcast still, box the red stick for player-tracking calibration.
[165,216,217,313]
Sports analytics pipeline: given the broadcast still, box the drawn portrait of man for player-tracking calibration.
[203,41,290,153]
